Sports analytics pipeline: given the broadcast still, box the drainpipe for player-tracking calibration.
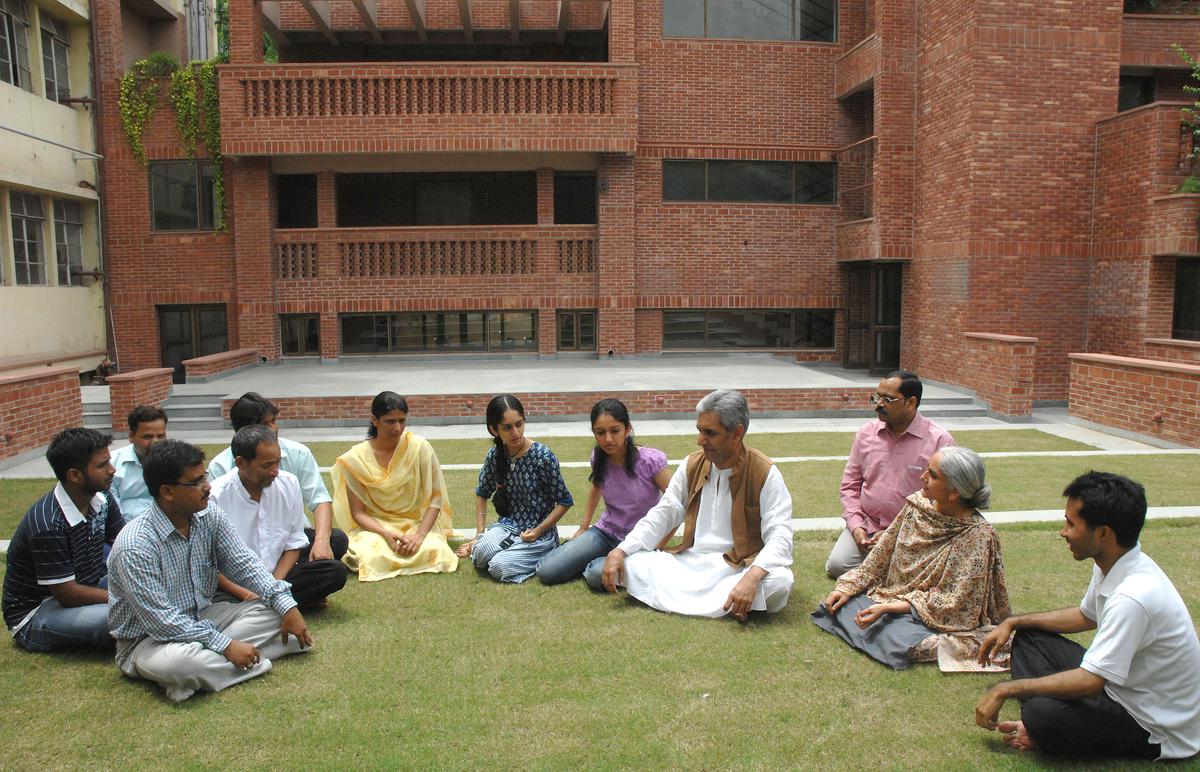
[86,0,118,370]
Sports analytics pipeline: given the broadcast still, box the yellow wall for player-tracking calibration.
[0,0,105,370]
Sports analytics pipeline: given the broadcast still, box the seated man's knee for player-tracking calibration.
[329,528,349,559]
[535,556,569,585]
[582,558,605,590]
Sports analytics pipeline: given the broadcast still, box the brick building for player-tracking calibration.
[89,0,1200,407]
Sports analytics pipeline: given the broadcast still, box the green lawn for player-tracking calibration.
[197,428,1093,468]
[1,521,1197,769]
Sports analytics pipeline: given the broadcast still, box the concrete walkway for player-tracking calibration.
[0,410,1173,479]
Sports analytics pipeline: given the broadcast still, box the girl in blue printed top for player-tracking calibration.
[455,394,573,583]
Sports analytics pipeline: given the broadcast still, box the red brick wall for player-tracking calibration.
[1090,104,1193,357]
[961,333,1037,417]
[1144,337,1200,364]
[910,0,1122,401]
[93,0,1198,405]
[183,349,260,380]
[1069,353,1200,447]
[107,368,174,431]
[1121,13,1200,68]
[0,367,84,464]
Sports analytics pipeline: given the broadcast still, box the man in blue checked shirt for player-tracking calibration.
[108,439,313,703]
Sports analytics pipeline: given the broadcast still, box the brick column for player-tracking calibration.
[607,0,635,63]
[229,157,279,359]
[228,0,265,64]
[536,167,554,225]
[597,154,635,355]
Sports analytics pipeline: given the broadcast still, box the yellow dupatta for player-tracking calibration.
[331,432,454,537]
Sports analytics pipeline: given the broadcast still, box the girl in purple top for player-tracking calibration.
[535,399,672,587]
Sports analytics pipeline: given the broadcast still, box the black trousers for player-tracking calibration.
[284,528,349,607]
[1011,629,1159,760]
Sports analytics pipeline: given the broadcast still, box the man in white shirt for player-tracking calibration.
[600,390,793,621]
[209,425,347,609]
[208,392,343,564]
[975,472,1200,761]
[110,405,168,519]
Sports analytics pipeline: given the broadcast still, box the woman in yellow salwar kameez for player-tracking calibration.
[332,392,458,581]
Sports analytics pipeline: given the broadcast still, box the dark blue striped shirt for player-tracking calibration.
[3,485,125,629]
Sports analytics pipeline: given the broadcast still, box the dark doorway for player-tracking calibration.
[159,304,228,383]
[843,262,902,374]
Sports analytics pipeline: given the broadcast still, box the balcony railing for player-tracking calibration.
[274,225,599,280]
[220,63,638,155]
[1121,10,1200,67]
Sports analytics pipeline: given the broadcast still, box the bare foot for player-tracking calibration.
[998,721,1038,752]
[730,610,749,623]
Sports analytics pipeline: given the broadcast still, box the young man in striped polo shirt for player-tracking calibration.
[2,428,126,651]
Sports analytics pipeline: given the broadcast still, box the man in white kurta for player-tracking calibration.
[601,390,793,620]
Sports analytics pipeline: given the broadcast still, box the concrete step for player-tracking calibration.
[165,392,226,407]
[162,404,223,419]
[165,416,229,431]
[917,404,989,418]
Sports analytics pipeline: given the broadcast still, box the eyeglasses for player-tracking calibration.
[172,472,210,488]
[869,393,903,406]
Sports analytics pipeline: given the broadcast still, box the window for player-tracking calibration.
[11,191,45,285]
[341,311,537,354]
[663,0,836,42]
[557,310,597,350]
[336,172,537,227]
[663,159,837,204]
[281,314,320,356]
[40,13,69,101]
[0,0,31,90]
[276,174,318,229]
[663,309,835,349]
[1117,74,1154,113]
[54,199,83,285]
[554,172,598,224]
[1175,259,1200,340]
[150,161,217,231]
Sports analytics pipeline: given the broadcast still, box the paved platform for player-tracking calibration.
[169,356,903,398]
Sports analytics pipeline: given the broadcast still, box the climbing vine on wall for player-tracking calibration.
[117,52,179,165]
[119,52,227,229]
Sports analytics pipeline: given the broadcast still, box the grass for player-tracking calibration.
[196,428,1094,468]
[0,520,1198,769]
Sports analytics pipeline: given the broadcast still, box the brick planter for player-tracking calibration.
[1069,353,1200,447]
[106,368,174,431]
[962,333,1038,418]
[183,349,260,383]
[0,366,83,465]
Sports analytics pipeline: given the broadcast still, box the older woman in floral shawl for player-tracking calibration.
[812,447,1009,669]
[332,392,458,581]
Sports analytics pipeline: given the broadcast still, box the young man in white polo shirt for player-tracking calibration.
[974,471,1200,760]
[209,425,347,609]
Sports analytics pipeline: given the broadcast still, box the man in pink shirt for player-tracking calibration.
[825,370,955,578]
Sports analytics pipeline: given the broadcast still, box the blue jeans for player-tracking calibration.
[535,526,619,587]
[14,582,112,652]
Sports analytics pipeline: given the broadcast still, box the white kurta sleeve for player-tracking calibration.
[616,463,689,556]
[750,466,793,573]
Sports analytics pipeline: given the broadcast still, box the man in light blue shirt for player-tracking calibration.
[110,405,168,519]
[207,392,343,564]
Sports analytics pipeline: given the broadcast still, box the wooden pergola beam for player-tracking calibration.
[556,0,570,44]
[351,0,383,42]
[297,0,338,45]
[508,0,520,43]
[260,0,292,48]
[404,0,428,42]
[458,0,474,43]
